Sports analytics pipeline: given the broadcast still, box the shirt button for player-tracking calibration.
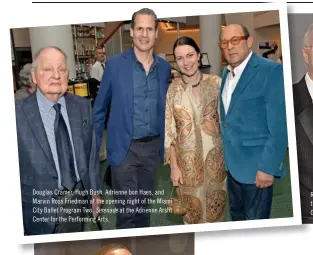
[224,122,229,127]
[146,123,148,126]
[145,109,148,112]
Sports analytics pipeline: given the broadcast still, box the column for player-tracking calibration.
[29,25,76,80]
[199,14,222,76]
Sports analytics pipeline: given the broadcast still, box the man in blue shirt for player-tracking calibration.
[93,8,171,229]
[15,46,102,235]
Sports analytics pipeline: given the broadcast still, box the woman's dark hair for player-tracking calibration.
[172,36,202,63]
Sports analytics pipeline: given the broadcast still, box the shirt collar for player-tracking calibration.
[305,72,313,88]
[227,51,253,77]
[132,47,159,68]
[36,88,66,114]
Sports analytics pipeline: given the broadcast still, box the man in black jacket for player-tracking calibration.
[293,22,313,224]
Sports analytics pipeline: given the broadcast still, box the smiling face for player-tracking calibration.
[130,13,158,53]
[174,44,200,76]
[31,47,69,100]
[220,24,253,68]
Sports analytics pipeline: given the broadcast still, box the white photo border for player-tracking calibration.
[3,1,301,245]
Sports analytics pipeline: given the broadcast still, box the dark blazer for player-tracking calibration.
[293,75,313,224]
[15,92,103,235]
[93,48,172,166]
[220,52,288,184]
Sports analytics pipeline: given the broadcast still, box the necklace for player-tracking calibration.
[181,72,203,88]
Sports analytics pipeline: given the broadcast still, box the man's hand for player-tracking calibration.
[255,170,274,188]
[92,194,102,218]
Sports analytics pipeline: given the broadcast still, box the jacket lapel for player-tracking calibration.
[298,106,313,147]
[158,61,168,112]
[23,94,57,177]
[294,76,313,147]
[226,52,259,116]
[121,49,134,117]
[220,68,229,121]
[294,76,311,115]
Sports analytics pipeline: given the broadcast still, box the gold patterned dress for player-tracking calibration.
[164,74,227,224]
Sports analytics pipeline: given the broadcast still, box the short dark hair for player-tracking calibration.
[131,8,158,30]
[173,36,202,62]
[219,24,250,40]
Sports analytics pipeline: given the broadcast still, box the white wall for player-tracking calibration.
[288,14,313,84]
[254,10,279,29]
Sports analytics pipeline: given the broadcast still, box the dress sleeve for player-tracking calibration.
[164,83,178,165]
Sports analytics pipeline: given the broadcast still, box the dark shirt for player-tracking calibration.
[132,49,160,139]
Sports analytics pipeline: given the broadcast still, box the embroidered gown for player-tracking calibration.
[164,74,227,224]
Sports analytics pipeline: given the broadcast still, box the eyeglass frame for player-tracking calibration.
[219,36,249,49]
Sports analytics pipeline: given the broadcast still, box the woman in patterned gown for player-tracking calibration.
[164,36,227,224]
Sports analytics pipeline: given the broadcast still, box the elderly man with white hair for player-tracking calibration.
[15,46,103,235]
[14,63,37,100]
[293,22,313,224]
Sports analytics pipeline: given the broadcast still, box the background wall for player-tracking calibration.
[12,28,30,48]
[154,30,200,54]
[255,25,281,62]
[288,14,313,84]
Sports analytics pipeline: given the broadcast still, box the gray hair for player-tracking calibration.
[18,63,32,89]
[303,23,313,48]
[95,46,104,54]
[32,46,68,69]
[131,8,158,30]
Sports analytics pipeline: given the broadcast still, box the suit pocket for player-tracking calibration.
[242,137,267,146]
[239,96,265,111]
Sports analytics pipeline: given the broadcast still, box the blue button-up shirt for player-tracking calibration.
[132,50,160,139]
[36,89,80,189]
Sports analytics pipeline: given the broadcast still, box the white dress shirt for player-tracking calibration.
[222,51,253,114]
[305,72,313,101]
[90,61,105,81]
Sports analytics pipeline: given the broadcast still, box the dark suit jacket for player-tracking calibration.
[293,75,313,224]
[15,92,103,235]
[93,48,172,166]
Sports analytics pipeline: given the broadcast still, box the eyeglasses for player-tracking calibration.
[219,36,249,49]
